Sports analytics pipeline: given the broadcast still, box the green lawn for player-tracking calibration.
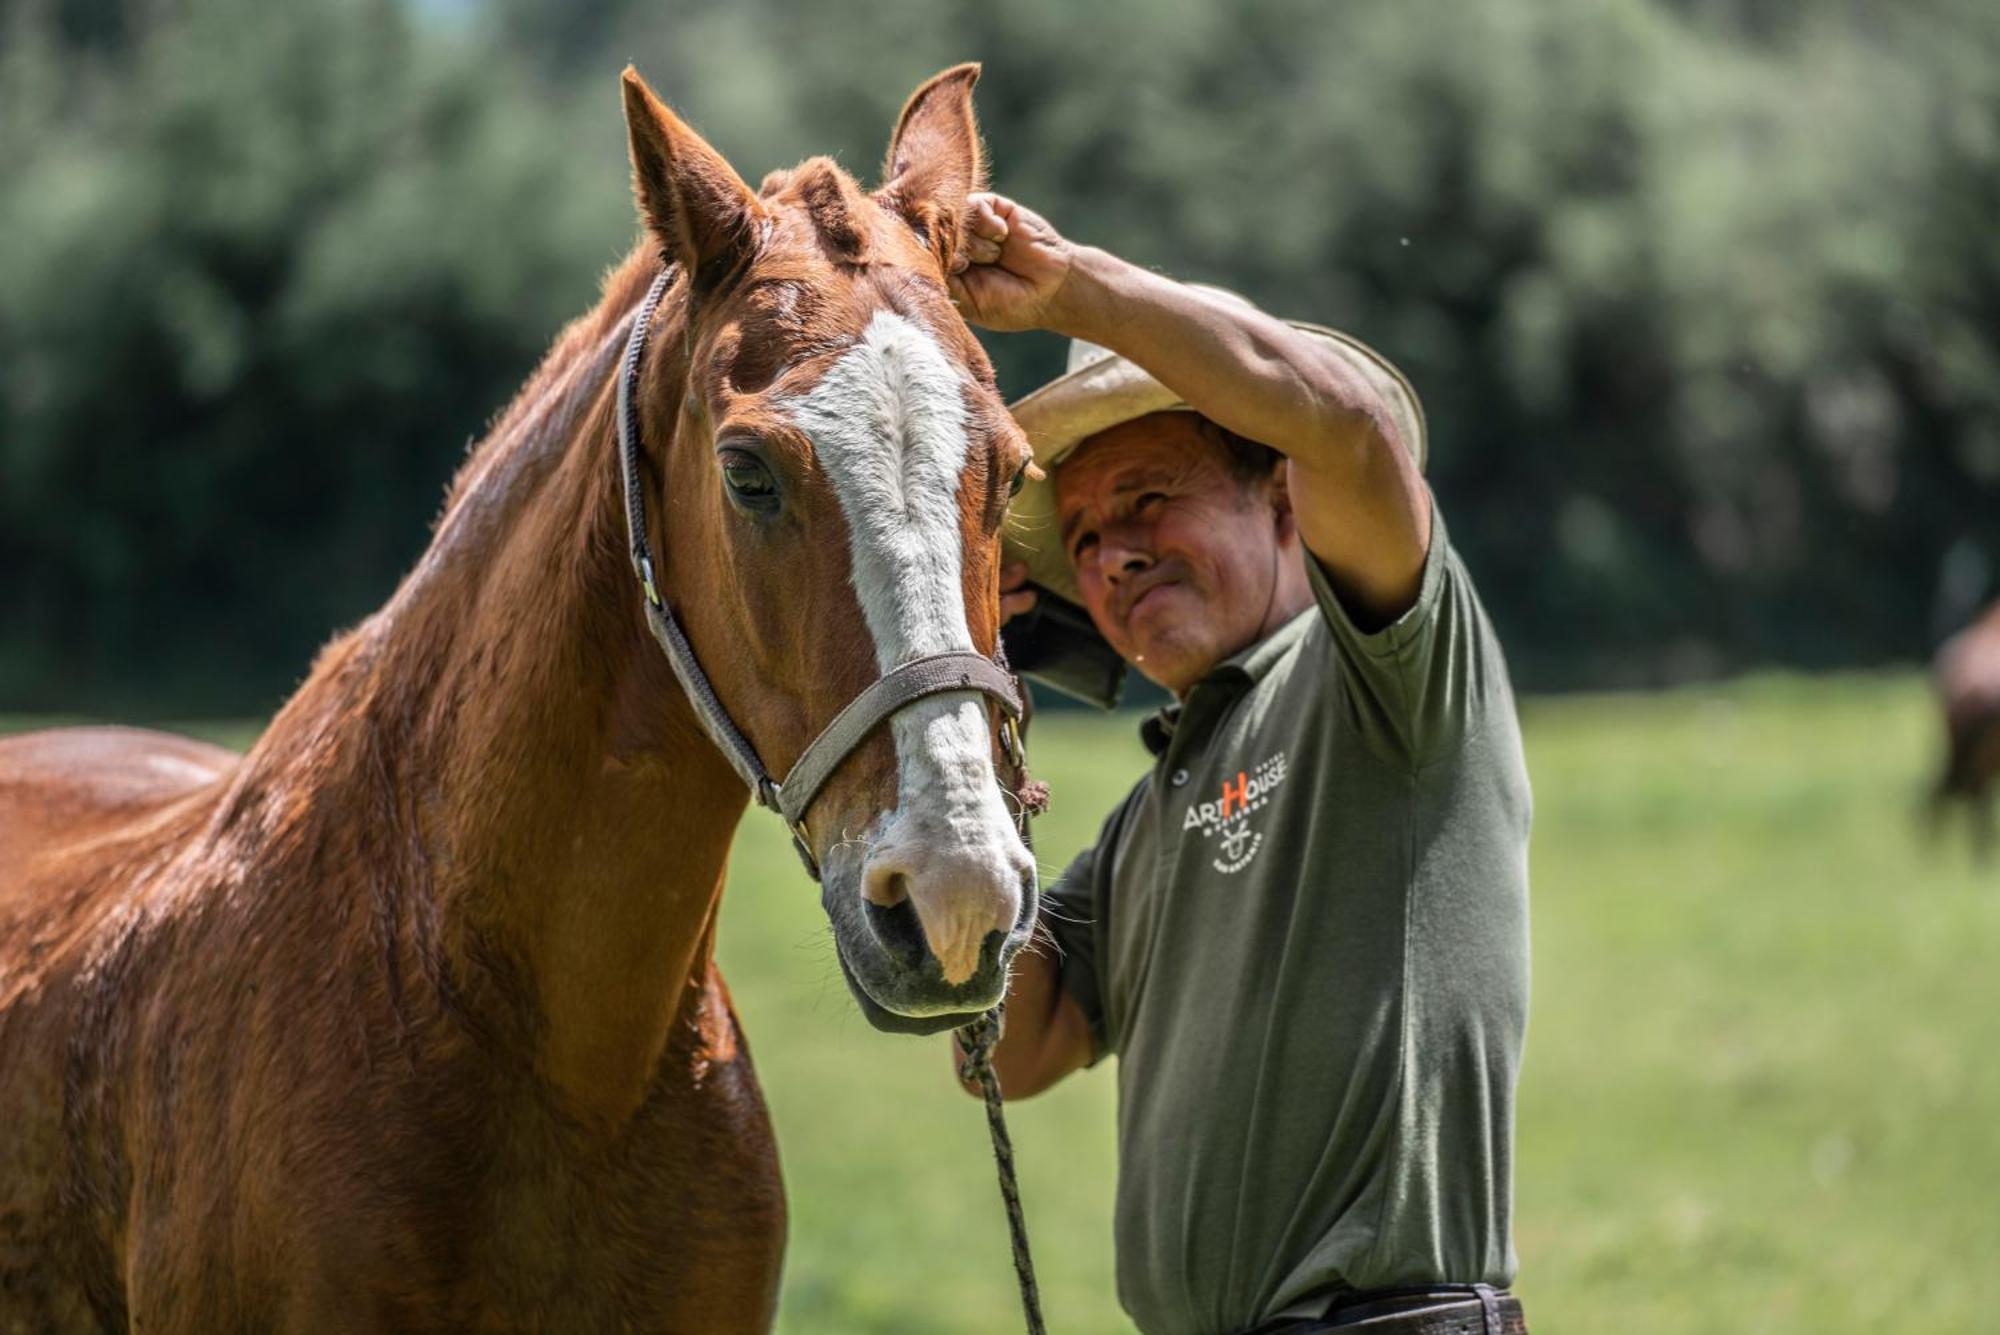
[8,673,1997,1332]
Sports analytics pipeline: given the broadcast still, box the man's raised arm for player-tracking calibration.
[951,192,1431,627]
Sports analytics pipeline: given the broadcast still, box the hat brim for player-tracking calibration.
[1002,323,1427,611]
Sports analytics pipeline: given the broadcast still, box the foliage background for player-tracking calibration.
[3,0,1997,713]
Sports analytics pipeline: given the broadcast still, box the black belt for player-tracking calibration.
[1248,1285,1527,1334]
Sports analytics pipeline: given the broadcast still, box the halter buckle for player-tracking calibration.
[999,715,1022,769]
[790,821,820,881]
[636,552,662,609]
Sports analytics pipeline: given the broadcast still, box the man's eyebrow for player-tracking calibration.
[1112,464,1184,493]
[1058,470,1176,542]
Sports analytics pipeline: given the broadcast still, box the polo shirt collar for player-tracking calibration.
[1138,608,1317,757]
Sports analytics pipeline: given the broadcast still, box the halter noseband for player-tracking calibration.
[616,266,1027,879]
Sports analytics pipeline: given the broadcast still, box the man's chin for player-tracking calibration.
[1124,629,1209,694]
[1124,577,1204,631]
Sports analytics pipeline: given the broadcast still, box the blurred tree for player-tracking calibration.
[0,0,1993,711]
[0,0,631,711]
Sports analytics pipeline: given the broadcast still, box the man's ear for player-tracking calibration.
[876,63,986,270]
[621,66,765,291]
[1269,459,1298,539]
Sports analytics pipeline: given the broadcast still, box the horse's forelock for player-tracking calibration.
[670,169,994,456]
[790,157,872,265]
[763,155,946,277]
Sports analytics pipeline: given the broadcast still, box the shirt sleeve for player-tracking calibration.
[1036,782,1144,1064]
[1304,498,1509,769]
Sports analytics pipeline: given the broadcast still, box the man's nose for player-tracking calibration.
[1100,528,1152,581]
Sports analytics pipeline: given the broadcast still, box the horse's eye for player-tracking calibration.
[1008,466,1029,499]
[720,451,778,508]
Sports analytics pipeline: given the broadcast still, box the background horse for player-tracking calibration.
[1933,601,2000,860]
[0,64,1034,1331]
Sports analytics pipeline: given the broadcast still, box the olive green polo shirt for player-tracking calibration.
[1041,508,1531,1335]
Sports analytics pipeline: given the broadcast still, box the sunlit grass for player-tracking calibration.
[8,672,1996,1332]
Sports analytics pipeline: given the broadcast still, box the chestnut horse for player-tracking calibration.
[1933,600,2000,860]
[0,65,1037,1331]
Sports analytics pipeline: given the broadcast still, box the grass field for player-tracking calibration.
[8,672,1998,1332]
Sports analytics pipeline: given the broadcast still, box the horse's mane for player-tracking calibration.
[434,250,661,531]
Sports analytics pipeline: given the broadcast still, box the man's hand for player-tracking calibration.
[951,943,1096,1101]
[1000,560,1039,626]
[949,193,1076,333]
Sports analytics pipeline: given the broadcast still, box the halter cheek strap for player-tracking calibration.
[615,265,1027,878]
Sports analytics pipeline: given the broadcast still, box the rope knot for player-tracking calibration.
[956,1004,1004,1084]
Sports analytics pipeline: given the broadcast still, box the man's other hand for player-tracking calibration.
[949,192,1075,333]
[1000,560,1039,626]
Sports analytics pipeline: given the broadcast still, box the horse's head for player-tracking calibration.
[619,66,1036,1033]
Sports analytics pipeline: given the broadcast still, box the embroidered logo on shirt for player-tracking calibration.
[1181,750,1288,874]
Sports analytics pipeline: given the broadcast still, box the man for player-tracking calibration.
[947,192,1533,1335]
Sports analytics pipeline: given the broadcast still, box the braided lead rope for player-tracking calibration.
[957,1007,1047,1335]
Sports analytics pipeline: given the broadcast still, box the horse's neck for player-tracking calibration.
[241,267,749,1126]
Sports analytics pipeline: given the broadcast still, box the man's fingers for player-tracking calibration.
[999,588,1039,625]
[965,235,1004,266]
[968,194,1011,242]
[1000,560,1038,626]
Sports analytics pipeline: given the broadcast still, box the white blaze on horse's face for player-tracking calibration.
[786,309,1034,992]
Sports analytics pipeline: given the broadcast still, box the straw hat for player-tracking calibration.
[1003,286,1427,610]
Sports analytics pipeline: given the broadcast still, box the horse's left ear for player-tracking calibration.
[622,66,765,292]
[877,63,987,270]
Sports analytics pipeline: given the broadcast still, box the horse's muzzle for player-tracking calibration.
[820,843,1037,1034]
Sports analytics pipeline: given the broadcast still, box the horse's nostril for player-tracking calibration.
[864,897,929,970]
[865,867,910,909]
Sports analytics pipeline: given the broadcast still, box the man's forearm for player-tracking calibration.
[1046,246,1387,472]
[1042,242,1432,623]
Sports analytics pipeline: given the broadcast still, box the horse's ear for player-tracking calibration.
[877,63,986,269]
[621,67,765,290]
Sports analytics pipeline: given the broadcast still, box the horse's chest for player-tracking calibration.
[109,1009,788,1333]
[463,1049,787,1329]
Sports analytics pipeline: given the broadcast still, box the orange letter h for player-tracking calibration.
[1220,770,1249,818]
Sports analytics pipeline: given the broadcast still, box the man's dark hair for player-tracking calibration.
[1196,416,1283,488]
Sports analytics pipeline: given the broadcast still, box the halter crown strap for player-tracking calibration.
[618,266,781,807]
[615,265,1029,859]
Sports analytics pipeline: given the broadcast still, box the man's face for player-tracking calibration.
[1055,412,1284,695]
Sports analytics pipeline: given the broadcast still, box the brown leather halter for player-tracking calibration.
[615,267,1027,879]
